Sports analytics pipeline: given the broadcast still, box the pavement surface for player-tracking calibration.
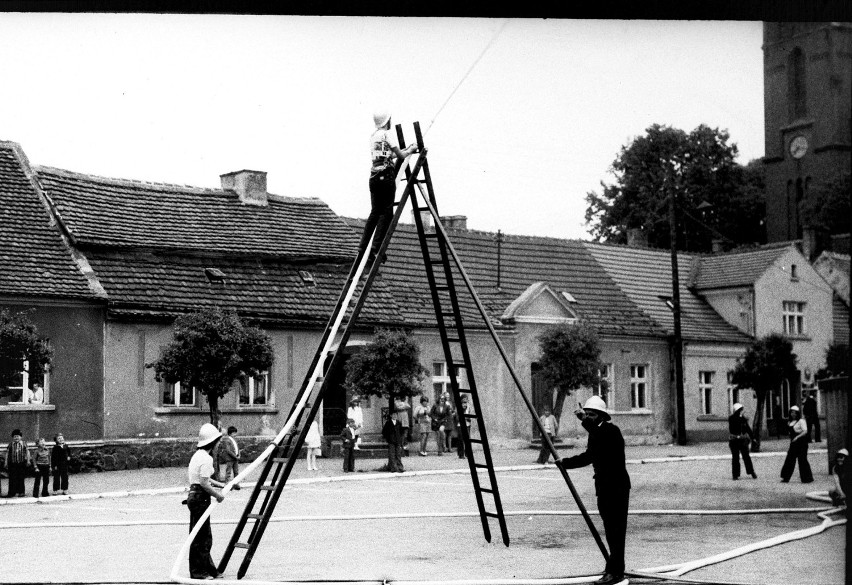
[0,439,845,585]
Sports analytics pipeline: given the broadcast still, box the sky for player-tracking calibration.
[0,15,765,240]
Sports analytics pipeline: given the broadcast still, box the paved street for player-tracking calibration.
[0,440,844,585]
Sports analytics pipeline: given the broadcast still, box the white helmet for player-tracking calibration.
[732,403,744,413]
[373,111,391,129]
[583,395,609,418]
[197,423,221,448]
[789,405,800,412]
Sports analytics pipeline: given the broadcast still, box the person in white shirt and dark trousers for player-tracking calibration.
[537,405,559,464]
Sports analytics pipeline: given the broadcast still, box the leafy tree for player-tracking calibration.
[800,172,851,235]
[0,309,53,397]
[730,333,798,452]
[816,343,849,379]
[585,123,766,251]
[536,321,604,422]
[147,308,273,427]
[344,329,427,469]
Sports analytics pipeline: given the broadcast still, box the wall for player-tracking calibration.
[0,301,104,442]
[701,288,754,336]
[102,320,327,440]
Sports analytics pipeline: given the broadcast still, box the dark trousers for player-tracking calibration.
[729,438,755,478]
[343,444,355,472]
[32,464,50,497]
[7,463,27,496]
[806,417,821,442]
[598,486,630,576]
[53,467,69,492]
[537,433,554,464]
[781,439,813,482]
[457,427,469,459]
[387,444,404,472]
[187,489,219,579]
[358,174,396,260]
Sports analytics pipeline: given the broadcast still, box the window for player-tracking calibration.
[432,361,466,401]
[790,264,798,280]
[788,47,807,120]
[5,358,50,405]
[240,372,271,406]
[782,301,805,335]
[630,364,647,409]
[699,371,714,415]
[726,371,739,414]
[595,363,613,406]
[163,381,196,407]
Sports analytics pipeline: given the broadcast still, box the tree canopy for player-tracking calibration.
[730,333,798,451]
[147,308,274,426]
[0,309,53,392]
[536,321,604,421]
[344,329,427,406]
[800,171,851,236]
[585,123,766,251]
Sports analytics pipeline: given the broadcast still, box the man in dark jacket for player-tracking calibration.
[382,409,405,473]
[559,396,630,585]
[728,403,757,480]
[802,391,820,443]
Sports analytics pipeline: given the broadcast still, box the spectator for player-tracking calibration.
[305,403,322,472]
[52,433,71,495]
[394,396,412,443]
[382,409,405,473]
[802,391,820,443]
[537,405,559,464]
[728,403,757,480]
[829,448,848,508]
[30,437,50,498]
[455,396,473,459]
[5,429,31,497]
[780,406,813,483]
[413,396,432,456]
[340,418,357,473]
[218,425,241,490]
[347,397,364,450]
[186,423,225,580]
[430,394,453,455]
[25,383,44,404]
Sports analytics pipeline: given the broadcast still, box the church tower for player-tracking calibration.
[762,22,852,243]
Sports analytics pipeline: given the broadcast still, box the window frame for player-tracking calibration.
[595,363,613,407]
[629,364,648,410]
[782,301,805,336]
[726,371,739,414]
[239,371,272,407]
[698,370,714,416]
[163,380,197,408]
[4,357,50,407]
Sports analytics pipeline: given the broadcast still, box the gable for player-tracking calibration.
[502,282,578,324]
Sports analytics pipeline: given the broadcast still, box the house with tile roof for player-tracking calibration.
[812,250,850,347]
[0,141,107,441]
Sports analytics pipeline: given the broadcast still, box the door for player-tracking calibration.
[322,352,350,435]
[530,362,551,438]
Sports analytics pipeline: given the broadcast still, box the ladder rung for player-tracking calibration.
[435,285,449,291]
[234,542,251,549]
[468,438,483,444]
[479,487,495,494]
[428,259,444,265]
[445,337,460,343]
[463,413,478,419]
[424,233,439,238]
[474,463,489,470]
[484,512,501,519]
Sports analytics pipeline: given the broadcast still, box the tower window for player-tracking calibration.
[788,47,807,120]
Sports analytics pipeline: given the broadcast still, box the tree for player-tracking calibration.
[800,172,851,236]
[816,343,849,379]
[344,329,427,469]
[536,321,604,422]
[0,309,53,398]
[585,123,766,251]
[147,308,273,427]
[730,333,798,452]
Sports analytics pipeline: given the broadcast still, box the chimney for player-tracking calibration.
[220,170,268,206]
[626,228,647,248]
[802,225,827,261]
[441,215,467,230]
[412,208,432,230]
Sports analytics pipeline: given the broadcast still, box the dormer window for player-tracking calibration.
[204,267,226,283]
[298,270,315,286]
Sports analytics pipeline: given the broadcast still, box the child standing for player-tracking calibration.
[31,438,51,498]
[219,426,241,490]
[537,406,559,464]
[340,418,357,473]
[5,429,31,497]
[305,403,322,471]
[52,433,71,495]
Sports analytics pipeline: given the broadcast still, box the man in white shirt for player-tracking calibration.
[187,423,226,580]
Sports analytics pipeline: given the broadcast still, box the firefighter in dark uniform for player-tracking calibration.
[559,396,630,585]
[728,403,757,480]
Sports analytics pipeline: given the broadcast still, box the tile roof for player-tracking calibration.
[689,245,791,290]
[347,219,666,338]
[0,142,101,301]
[84,251,404,326]
[584,242,752,344]
[34,166,359,260]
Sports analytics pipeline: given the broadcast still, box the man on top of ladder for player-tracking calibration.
[357,111,419,270]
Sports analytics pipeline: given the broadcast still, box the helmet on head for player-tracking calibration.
[197,423,221,448]
[732,403,744,413]
[582,395,610,419]
[837,448,849,457]
[373,111,391,129]
[790,405,800,412]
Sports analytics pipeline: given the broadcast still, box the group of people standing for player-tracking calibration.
[412,392,473,458]
[2,429,71,498]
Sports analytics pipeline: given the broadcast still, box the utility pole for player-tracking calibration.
[666,166,687,445]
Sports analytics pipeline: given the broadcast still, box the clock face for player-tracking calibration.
[790,135,808,159]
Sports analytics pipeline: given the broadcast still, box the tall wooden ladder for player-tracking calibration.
[400,122,510,546]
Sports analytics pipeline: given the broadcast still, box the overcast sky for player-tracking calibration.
[0,15,765,240]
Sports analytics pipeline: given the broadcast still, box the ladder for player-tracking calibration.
[400,122,510,546]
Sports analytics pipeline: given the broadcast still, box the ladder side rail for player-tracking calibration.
[218,240,370,573]
[234,154,427,579]
[408,187,493,545]
[417,195,611,563]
